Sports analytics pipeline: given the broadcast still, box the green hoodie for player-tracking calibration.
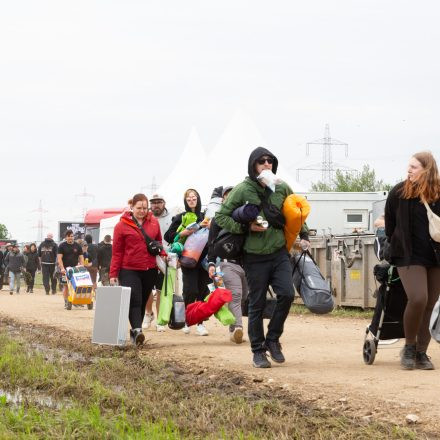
[215,147,308,255]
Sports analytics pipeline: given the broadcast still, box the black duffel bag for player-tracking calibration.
[291,251,334,314]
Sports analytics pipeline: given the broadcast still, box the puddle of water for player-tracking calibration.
[0,388,66,410]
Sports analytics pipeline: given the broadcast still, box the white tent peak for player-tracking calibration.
[157,126,208,208]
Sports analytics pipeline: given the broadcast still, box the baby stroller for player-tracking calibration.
[362,261,407,364]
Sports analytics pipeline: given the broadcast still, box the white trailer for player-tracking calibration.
[297,191,388,236]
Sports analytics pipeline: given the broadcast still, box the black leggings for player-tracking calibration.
[397,265,440,352]
[181,266,210,307]
[27,269,36,289]
[119,268,157,330]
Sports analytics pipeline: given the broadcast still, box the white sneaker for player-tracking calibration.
[156,324,166,332]
[196,324,209,336]
[143,312,154,329]
[182,325,191,334]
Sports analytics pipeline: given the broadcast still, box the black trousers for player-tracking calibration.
[181,265,210,307]
[42,264,57,293]
[119,268,157,330]
[27,269,37,289]
[244,248,294,353]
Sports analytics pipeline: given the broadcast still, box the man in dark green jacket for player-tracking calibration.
[216,147,309,368]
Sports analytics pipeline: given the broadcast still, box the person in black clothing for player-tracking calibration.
[98,235,112,286]
[84,234,98,289]
[0,248,4,290]
[164,188,210,336]
[25,243,41,293]
[57,229,84,308]
[38,233,58,294]
[385,151,440,370]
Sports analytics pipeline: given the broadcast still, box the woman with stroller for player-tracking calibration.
[110,193,166,346]
[385,151,440,370]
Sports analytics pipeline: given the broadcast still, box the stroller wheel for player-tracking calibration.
[363,339,376,365]
[87,302,94,310]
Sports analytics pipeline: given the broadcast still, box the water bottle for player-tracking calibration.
[214,268,225,288]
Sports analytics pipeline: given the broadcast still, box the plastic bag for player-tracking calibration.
[157,266,177,325]
[257,169,282,192]
[180,227,209,269]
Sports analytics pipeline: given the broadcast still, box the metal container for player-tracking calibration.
[302,234,379,308]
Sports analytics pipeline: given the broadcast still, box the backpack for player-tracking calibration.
[259,191,286,230]
[212,229,245,259]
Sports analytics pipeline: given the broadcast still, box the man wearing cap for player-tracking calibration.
[216,147,310,368]
[144,193,172,331]
[98,234,112,286]
[38,233,58,295]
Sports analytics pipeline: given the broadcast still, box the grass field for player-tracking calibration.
[0,321,422,440]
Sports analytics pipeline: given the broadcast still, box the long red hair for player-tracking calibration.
[400,151,440,203]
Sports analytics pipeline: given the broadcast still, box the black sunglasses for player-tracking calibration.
[257,157,274,165]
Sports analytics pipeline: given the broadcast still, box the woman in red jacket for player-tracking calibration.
[110,193,166,346]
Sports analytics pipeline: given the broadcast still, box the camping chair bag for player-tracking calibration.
[292,252,334,314]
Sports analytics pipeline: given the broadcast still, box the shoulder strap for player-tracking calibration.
[423,200,433,214]
[131,214,154,246]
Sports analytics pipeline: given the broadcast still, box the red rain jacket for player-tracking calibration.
[110,211,166,278]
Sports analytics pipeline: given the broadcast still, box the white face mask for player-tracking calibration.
[257,169,282,192]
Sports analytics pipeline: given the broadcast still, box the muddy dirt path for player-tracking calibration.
[1,287,439,432]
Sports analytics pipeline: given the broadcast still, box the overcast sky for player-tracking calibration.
[1,1,439,242]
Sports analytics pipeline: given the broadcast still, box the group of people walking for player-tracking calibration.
[110,147,310,368]
[109,147,440,371]
[2,147,439,371]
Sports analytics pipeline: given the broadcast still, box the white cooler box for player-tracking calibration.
[92,286,131,346]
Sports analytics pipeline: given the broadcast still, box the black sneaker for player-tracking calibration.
[416,352,435,370]
[253,351,271,368]
[264,340,285,363]
[132,329,145,347]
[52,290,56,295]
[45,290,50,295]
[400,344,416,370]
[9,290,13,295]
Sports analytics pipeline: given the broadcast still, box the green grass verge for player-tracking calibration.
[0,327,420,439]
[291,303,374,319]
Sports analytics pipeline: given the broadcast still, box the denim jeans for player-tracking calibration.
[244,248,294,353]
[9,271,21,292]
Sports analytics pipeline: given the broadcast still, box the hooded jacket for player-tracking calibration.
[98,242,112,269]
[216,147,308,255]
[110,211,165,278]
[38,238,58,264]
[26,250,41,272]
[5,250,25,273]
[164,189,204,244]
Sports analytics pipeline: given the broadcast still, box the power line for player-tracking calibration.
[296,124,353,184]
